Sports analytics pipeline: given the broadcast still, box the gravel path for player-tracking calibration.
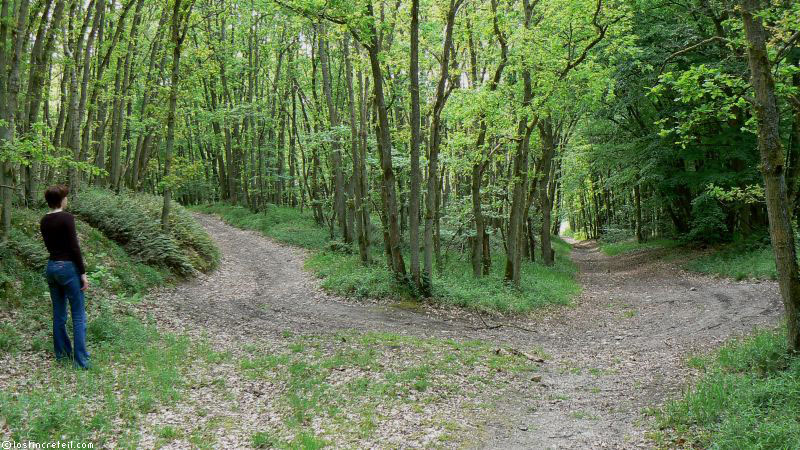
[144,214,782,448]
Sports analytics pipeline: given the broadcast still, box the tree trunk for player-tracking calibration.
[363,2,406,279]
[538,119,556,266]
[424,0,463,293]
[408,0,422,287]
[741,0,800,352]
[318,24,348,242]
[162,0,192,231]
[345,37,370,264]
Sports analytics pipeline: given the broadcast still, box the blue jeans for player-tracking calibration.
[46,260,90,369]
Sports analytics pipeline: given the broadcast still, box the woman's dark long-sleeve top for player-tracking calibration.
[40,211,86,275]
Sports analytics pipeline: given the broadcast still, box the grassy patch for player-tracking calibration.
[686,240,776,281]
[238,331,538,445]
[599,238,681,256]
[654,329,800,448]
[71,188,219,276]
[195,203,579,313]
[0,316,203,447]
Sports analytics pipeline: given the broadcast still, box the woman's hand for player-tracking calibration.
[81,274,89,291]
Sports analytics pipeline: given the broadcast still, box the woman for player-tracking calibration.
[40,185,90,369]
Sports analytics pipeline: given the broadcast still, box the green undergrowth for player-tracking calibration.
[685,234,776,281]
[654,329,800,448]
[597,232,778,281]
[0,205,219,446]
[71,188,219,276]
[240,330,539,446]
[598,238,681,256]
[194,203,579,314]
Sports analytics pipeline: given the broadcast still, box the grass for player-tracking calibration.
[598,238,681,256]
[654,329,800,448]
[685,234,776,281]
[0,204,221,446]
[596,231,777,282]
[239,331,538,446]
[193,203,580,314]
[0,316,207,447]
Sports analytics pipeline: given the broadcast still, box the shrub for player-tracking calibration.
[598,227,633,244]
[688,193,729,243]
[128,192,220,272]
[70,189,217,277]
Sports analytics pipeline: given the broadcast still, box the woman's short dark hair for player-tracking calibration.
[44,185,69,209]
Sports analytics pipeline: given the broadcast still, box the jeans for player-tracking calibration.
[46,260,90,369]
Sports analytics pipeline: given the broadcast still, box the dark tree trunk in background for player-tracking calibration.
[537,119,556,266]
[634,182,644,243]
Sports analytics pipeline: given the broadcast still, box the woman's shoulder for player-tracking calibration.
[42,211,74,222]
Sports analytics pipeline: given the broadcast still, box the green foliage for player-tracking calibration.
[656,329,800,449]
[131,191,220,273]
[70,189,218,277]
[198,203,580,313]
[597,227,634,244]
[688,193,729,243]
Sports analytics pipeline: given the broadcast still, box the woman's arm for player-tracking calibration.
[66,215,88,289]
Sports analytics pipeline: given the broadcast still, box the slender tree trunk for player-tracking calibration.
[408,0,422,287]
[424,0,463,293]
[345,37,370,264]
[318,24,348,242]
[634,182,644,243]
[741,0,800,352]
[162,0,192,231]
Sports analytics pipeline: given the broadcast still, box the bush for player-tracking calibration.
[71,189,218,277]
[688,193,729,243]
[686,239,776,280]
[129,192,220,272]
[598,227,633,244]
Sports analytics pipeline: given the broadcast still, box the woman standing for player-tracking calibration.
[39,185,90,369]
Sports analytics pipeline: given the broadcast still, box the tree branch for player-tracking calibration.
[658,36,729,75]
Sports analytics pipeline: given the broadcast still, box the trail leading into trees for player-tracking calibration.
[143,213,781,448]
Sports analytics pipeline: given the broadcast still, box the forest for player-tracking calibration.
[1,0,799,446]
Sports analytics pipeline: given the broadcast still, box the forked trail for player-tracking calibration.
[146,214,781,448]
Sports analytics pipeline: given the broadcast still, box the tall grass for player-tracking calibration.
[194,203,580,314]
[656,329,800,448]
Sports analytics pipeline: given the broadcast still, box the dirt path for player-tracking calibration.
[144,214,782,448]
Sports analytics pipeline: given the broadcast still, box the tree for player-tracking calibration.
[161,0,195,231]
[740,0,800,353]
